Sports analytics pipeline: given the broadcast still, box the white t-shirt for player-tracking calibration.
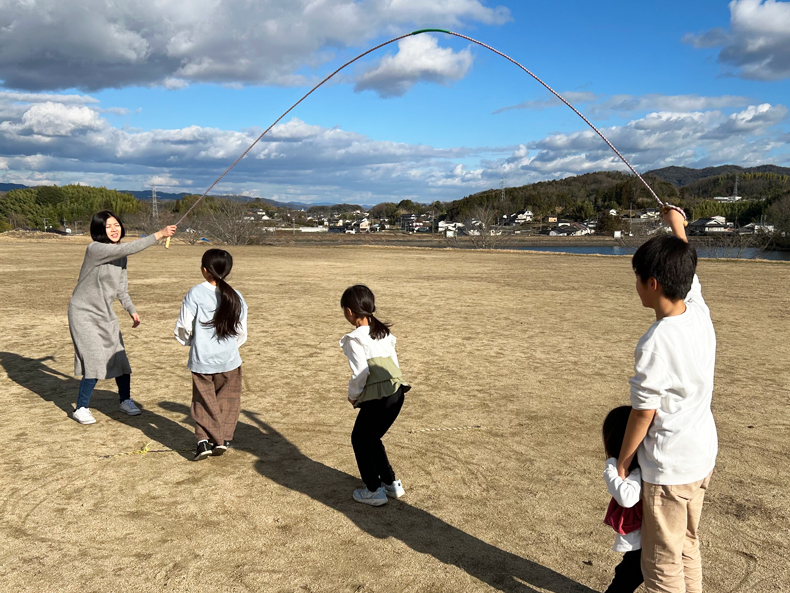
[630,274,718,485]
[339,325,399,400]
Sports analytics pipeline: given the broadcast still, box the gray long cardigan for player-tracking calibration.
[68,235,158,379]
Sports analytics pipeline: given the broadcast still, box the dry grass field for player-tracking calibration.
[0,236,788,593]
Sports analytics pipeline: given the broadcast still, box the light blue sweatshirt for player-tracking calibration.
[174,281,248,374]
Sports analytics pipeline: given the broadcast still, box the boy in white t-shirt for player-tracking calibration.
[616,207,718,593]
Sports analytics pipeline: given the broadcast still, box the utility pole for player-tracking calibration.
[151,185,158,219]
[500,176,507,229]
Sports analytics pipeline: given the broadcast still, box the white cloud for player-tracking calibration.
[0,102,106,136]
[493,92,754,116]
[148,174,182,187]
[492,91,599,114]
[493,105,789,180]
[0,91,98,105]
[99,107,132,116]
[587,94,754,116]
[684,0,790,80]
[704,103,788,138]
[0,0,509,91]
[354,35,474,97]
[0,92,787,203]
[0,91,103,123]
[162,78,189,91]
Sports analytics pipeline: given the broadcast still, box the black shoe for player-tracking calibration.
[194,440,212,461]
[212,440,231,456]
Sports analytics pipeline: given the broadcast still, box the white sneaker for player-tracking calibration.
[382,479,405,499]
[73,407,96,425]
[119,399,141,416]
[352,486,388,506]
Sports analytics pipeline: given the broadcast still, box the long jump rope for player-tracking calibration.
[166,28,685,248]
[109,33,684,457]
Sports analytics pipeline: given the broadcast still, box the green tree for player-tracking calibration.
[596,212,625,236]
[36,185,64,207]
[370,202,398,221]
[767,194,790,233]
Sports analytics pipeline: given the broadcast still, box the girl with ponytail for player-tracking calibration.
[339,285,410,506]
[174,249,248,461]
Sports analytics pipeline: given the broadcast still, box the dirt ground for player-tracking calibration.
[0,237,788,593]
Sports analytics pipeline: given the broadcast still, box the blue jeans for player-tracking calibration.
[77,374,130,409]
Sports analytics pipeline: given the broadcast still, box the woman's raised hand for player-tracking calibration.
[155,225,178,241]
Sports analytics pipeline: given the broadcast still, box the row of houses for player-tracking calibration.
[545,222,595,237]
[688,216,775,235]
[620,208,661,220]
[244,205,775,238]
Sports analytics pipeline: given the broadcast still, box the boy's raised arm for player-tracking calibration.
[662,206,688,243]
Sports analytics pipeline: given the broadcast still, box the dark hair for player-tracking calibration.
[90,210,125,243]
[340,285,391,340]
[602,406,639,471]
[200,249,242,340]
[632,235,697,301]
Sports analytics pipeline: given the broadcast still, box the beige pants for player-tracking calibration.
[641,472,713,593]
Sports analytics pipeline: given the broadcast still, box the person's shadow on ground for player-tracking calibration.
[0,356,596,593]
[158,401,596,593]
[0,352,196,459]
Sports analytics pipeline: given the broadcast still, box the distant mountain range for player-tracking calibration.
[645,164,790,187]
[0,184,332,210]
[120,189,326,210]
[2,163,789,209]
[0,182,28,192]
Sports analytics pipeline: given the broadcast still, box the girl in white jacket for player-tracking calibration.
[602,405,644,593]
[340,285,410,507]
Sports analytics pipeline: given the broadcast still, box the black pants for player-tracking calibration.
[604,549,643,593]
[351,388,405,491]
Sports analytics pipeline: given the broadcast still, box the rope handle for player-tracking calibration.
[661,204,689,227]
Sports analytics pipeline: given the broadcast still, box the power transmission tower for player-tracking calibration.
[500,176,505,202]
[152,185,158,219]
[732,174,739,198]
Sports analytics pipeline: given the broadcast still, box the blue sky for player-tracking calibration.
[1,0,789,205]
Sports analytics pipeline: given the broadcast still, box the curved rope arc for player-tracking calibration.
[175,29,661,227]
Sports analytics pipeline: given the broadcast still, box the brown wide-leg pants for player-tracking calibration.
[641,472,713,593]
[191,366,242,445]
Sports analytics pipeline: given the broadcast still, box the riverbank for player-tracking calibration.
[0,229,623,248]
[4,229,787,261]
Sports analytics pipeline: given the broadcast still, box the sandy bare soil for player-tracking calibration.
[0,239,788,593]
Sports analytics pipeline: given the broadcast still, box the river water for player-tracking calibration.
[517,245,790,261]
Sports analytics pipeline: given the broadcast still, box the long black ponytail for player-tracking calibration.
[201,249,242,340]
[340,284,391,340]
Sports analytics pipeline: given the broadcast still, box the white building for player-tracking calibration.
[515,209,533,223]
[737,222,775,235]
[688,216,734,235]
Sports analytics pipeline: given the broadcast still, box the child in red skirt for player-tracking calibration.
[602,405,643,593]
